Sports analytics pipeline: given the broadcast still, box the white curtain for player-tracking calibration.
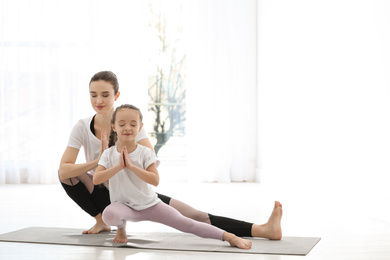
[184,0,257,182]
[0,0,257,184]
[0,0,148,184]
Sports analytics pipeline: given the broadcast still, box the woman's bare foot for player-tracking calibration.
[223,232,252,250]
[82,213,111,234]
[113,227,128,243]
[251,201,283,240]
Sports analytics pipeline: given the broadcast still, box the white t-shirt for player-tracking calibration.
[98,145,160,210]
[67,115,149,175]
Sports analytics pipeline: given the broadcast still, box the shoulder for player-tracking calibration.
[79,115,94,127]
[136,144,160,167]
[72,116,94,132]
[137,144,154,154]
[100,146,117,161]
[104,146,118,156]
[136,127,149,141]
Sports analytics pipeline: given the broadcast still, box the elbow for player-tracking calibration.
[153,177,160,187]
[92,176,100,186]
[58,168,66,182]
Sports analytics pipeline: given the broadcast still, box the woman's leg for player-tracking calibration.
[157,193,282,239]
[157,193,252,236]
[59,172,111,234]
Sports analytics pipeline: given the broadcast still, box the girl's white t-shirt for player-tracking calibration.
[67,115,149,175]
[98,145,160,210]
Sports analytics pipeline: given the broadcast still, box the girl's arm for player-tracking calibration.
[123,146,159,187]
[59,131,108,181]
[93,164,123,185]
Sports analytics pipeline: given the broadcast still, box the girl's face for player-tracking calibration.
[112,108,143,143]
[89,80,120,114]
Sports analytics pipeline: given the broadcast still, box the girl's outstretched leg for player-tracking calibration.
[142,202,252,250]
[223,232,252,250]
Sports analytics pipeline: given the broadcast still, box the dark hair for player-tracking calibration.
[89,71,119,94]
[108,104,143,147]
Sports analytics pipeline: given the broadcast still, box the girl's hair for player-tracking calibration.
[89,71,119,94]
[108,104,143,147]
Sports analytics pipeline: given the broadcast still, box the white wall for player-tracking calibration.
[257,0,390,220]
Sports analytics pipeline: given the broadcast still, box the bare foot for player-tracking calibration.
[252,201,283,240]
[113,227,128,243]
[82,223,111,234]
[223,232,252,250]
[82,213,111,234]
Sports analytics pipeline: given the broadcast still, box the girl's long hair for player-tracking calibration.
[108,104,143,147]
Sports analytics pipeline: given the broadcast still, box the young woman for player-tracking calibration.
[93,104,252,249]
[58,71,282,239]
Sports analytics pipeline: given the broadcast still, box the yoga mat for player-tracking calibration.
[0,227,320,255]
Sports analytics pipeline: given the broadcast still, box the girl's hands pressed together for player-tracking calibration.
[122,146,135,170]
[118,146,126,169]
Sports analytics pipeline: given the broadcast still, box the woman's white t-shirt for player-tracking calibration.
[98,145,160,210]
[66,115,149,175]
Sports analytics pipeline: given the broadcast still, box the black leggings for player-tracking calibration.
[60,182,253,237]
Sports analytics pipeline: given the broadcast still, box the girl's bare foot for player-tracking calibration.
[223,232,252,250]
[113,227,128,243]
[252,201,283,240]
[82,213,111,234]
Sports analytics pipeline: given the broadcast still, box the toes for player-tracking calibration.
[114,238,127,243]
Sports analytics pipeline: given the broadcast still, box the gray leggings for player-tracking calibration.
[103,201,225,241]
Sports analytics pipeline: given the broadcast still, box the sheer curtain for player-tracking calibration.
[184,0,257,182]
[0,0,148,184]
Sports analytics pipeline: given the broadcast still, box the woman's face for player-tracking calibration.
[89,80,120,114]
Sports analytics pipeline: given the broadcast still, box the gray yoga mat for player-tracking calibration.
[0,227,320,255]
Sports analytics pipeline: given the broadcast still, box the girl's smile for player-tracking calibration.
[112,108,143,146]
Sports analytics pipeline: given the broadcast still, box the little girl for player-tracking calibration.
[93,104,252,249]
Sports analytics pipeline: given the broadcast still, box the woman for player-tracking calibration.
[58,71,282,239]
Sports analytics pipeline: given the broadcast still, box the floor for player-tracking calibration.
[0,182,389,260]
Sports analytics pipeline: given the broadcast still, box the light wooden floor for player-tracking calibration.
[0,182,389,260]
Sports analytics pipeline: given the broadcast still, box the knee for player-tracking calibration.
[102,206,119,226]
[191,210,210,223]
[58,170,63,182]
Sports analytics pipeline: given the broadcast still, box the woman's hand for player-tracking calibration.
[98,131,108,160]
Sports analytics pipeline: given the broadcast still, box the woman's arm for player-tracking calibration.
[58,147,99,180]
[59,132,108,181]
